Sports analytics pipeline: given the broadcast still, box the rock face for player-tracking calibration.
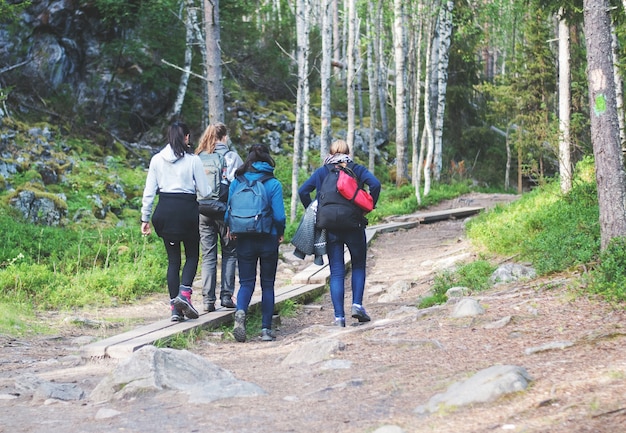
[1,1,170,141]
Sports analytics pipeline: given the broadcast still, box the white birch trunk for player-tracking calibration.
[366,0,378,173]
[320,0,333,160]
[393,0,408,185]
[558,8,572,194]
[376,0,388,139]
[166,3,194,121]
[291,0,309,222]
[301,0,311,170]
[346,0,356,157]
[412,2,424,204]
[611,21,625,148]
[433,1,453,182]
[204,0,224,123]
[422,18,435,197]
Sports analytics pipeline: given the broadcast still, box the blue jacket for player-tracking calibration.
[226,161,286,236]
[298,162,381,209]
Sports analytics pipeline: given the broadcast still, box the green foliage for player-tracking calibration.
[419,260,496,308]
[586,237,626,303]
[0,301,50,337]
[467,168,599,275]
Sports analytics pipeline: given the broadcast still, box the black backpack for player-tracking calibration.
[315,163,367,230]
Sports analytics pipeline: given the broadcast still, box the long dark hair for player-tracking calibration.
[235,143,275,177]
[168,121,192,159]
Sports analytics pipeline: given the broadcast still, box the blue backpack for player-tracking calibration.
[227,174,274,235]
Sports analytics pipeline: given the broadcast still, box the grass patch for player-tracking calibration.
[418,259,496,308]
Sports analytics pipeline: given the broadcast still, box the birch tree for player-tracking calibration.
[393,0,408,185]
[411,1,424,203]
[421,16,435,197]
[290,0,310,222]
[320,0,333,160]
[432,1,453,182]
[166,1,195,121]
[346,0,357,156]
[366,0,379,173]
[583,0,626,249]
[558,7,572,194]
[204,0,224,123]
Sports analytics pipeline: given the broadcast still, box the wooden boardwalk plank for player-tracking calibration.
[81,205,484,359]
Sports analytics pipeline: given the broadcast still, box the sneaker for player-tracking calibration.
[233,310,246,342]
[220,296,236,309]
[204,302,216,313]
[351,304,371,322]
[333,317,346,327]
[172,286,199,319]
[170,302,184,322]
[261,328,275,341]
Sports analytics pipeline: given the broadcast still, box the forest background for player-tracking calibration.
[1,0,626,333]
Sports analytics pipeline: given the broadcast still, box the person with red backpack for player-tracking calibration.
[195,123,244,313]
[298,139,381,327]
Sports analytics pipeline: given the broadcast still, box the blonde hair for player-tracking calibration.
[330,139,350,155]
[196,122,228,154]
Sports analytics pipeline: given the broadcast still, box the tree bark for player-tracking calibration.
[366,0,378,173]
[320,0,333,160]
[204,0,224,123]
[346,0,356,157]
[394,0,408,186]
[411,1,424,203]
[558,8,572,194]
[167,2,194,122]
[583,0,626,250]
[433,1,453,182]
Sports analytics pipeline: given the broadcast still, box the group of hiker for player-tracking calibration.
[140,120,381,342]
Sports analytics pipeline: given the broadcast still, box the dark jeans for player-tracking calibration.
[199,215,237,305]
[163,234,200,299]
[326,229,367,318]
[235,234,279,329]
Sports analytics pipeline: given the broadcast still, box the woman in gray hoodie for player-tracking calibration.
[141,121,210,321]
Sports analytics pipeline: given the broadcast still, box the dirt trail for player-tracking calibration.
[2,193,626,433]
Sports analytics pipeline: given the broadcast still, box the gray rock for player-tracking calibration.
[524,341,573,355]
[451,298,485,318]
[415,365,532,414]
[91,345,265,403]
[281,338,346,366]
[16,374,85,402]
[490,263,537,284]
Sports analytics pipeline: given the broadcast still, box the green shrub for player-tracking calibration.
[586,236,626,303]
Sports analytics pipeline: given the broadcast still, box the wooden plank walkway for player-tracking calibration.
[80,205,484,359]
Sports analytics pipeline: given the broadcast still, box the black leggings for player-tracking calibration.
[163,234,200,299]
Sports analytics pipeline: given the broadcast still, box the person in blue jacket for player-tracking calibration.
[298,139,381,327]
[227,144,286,342]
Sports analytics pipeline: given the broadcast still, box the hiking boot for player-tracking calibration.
[172,285,199,319]
[204,302,216,313]
[170,302,184,322]
[261,328,275,341]
[233,310,246,342]
[220,296,236,309]
[333,317,346,327]
[351,304,371,322]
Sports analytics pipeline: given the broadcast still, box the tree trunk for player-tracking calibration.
[291,0,310,222]
[366,0,379,173]
[433,1,453,182]
[583,0,626,250]
[412,1,424,204]
[346,0,356,157]
[558,7,572,194]
[204,0,224,124]
[376,0,388,140]
[422,18,435,197]
[166,3,194,122]
[611,21,625,148]
[320,0,333,160]
[394,0,408,186]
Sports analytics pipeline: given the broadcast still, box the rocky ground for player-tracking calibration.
[2,193,626,433]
